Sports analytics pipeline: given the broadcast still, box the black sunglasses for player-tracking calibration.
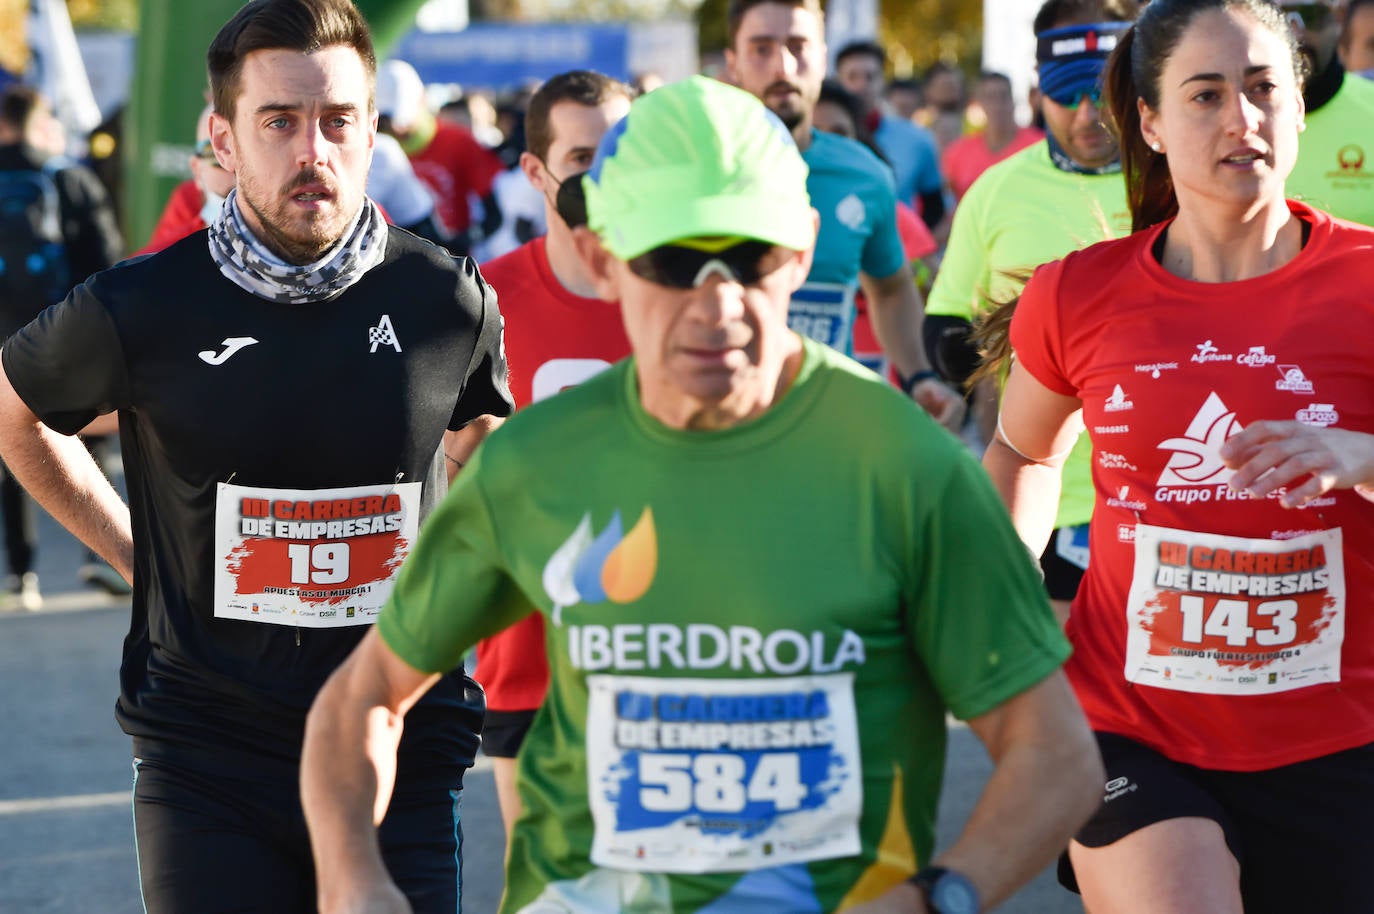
[626,240,793,290]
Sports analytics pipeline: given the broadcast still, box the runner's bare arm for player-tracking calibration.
[443,413,504,483]
[936,671,1101,908]
[845,672,1099,914]
[0,365,133,582]
[860,265,966,432]
[982,361,1083,557]
[1220,421,1374,507]
[302,627,440,914]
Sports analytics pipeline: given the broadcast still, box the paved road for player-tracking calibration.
[0,507,1081,913]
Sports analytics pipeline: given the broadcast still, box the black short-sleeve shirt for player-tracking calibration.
[2,227,513,777]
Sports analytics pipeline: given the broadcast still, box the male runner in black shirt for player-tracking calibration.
[0,1,512,912]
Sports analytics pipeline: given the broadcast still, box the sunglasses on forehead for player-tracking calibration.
[194,139,224,169]
[626,239,794,290]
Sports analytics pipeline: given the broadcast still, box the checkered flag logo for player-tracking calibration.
[369,314,401,353]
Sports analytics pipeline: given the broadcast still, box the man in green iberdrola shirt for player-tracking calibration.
[300,76,1102,914]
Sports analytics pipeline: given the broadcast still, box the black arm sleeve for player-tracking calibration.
[450,260,514,429]
[923,314,981,386]
[918,189,946,229]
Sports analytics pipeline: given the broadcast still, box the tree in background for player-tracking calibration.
[696,0,980,77]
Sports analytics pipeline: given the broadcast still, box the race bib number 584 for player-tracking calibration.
[1124,524,1344,694]
[213,481,421,627]
[585,674,862,874]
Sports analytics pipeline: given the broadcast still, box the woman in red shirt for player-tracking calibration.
[985,2,1374,912]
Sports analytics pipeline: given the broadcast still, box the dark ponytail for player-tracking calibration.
[1104,26,1177,233]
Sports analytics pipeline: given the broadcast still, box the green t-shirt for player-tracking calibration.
[1287,73,1374,227]
[926,141,1133,531]
[380,339,1069,914]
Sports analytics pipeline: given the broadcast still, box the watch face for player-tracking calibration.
[931,872,980,914]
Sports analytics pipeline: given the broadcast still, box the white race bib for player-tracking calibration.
[585,674,863,874]
[1124,524,1344,694]
[213,481,422,628]
[788,283,855,352]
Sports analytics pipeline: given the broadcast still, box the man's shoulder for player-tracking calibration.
[806,132,895,193]
[801,344,975,472]
[963,141,1049,194]
[1332,71,1374,113]
[479,237,539,284]
[1049,227,1148,282]
[381,227,472,276]
[879,114,936,148]
[484,360,627,454]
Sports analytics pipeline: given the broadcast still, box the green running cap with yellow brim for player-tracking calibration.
[582,75,814,261]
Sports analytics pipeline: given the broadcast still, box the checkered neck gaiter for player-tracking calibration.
[206,189,388,304]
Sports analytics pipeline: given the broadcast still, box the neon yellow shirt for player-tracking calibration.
[927,141,1132,529]
[1287,73,1374,227]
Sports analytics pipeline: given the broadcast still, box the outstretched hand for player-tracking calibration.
[1220,421,1374,508]
[912,377,968,433]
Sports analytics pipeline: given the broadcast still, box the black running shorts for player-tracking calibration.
[1039,524,1088,601]
[1059,731,1374,913]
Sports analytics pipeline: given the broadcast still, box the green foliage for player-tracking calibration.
[882,0,981,78]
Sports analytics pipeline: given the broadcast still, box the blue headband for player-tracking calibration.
[1037,22,1131,104]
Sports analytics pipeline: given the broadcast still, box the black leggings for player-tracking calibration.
[132,755,465,914]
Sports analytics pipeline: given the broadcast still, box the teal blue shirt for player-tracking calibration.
[791,130,906,355]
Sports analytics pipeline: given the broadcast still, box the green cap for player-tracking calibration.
[583,76,813,260]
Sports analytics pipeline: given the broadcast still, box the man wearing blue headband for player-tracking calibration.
[926,0,1137,625]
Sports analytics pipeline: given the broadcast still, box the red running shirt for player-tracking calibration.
[941,126,1043,201]
[1012,201,1374,771]
[138,180,204,256]
[474,237,631,712]
[408,122,503,235]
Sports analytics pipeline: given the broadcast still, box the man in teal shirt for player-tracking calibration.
[724,0,963,430]
[301,76,1100,914]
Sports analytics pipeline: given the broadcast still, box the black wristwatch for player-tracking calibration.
[898,369,940,397]
[909,866,981,914]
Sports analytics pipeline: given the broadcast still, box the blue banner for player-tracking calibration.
[393,23,631,88]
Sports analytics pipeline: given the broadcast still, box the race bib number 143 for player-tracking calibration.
[1124,524,1344,694]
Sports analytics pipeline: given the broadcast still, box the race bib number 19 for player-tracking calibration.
[585,674,862,874]
[213,481,421,627]
[1124,524,1344,694]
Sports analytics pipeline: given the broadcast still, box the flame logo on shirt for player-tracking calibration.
[543,508,657,617]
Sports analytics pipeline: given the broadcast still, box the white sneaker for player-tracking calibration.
[3,573,41,611]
